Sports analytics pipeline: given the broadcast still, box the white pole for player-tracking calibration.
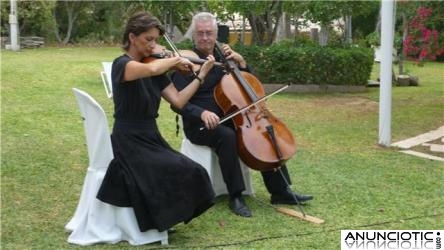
[378,0,394,146]
[9,0,20,51]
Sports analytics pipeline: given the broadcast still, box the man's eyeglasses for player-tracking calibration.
[195,31,215,38]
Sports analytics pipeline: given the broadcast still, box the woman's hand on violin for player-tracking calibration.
[221,44,247,68]
[201,110,220,130]
[173,56,194,72]
[199,55,215,77]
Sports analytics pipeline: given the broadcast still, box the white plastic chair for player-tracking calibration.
[100,62,113,98]
[65,88,168,246]
[180,135,254,197]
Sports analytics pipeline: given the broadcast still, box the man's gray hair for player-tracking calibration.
[190,12,218,34]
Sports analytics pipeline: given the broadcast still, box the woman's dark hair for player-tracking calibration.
[122,11,165,51]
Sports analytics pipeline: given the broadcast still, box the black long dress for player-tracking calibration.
[97,54,215,232]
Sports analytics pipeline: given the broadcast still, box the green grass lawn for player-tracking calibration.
[1,47,443,249]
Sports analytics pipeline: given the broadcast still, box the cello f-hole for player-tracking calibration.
[245,112,252,128]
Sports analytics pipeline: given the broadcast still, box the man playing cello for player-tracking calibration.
[171,12,313,218]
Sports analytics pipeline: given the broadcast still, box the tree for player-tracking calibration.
[51,1,199,45]
[208,0,284,45]
[302,2,341,46]
[0,1,55,38]
[303,1,379,46]
[276,1,307,42]
[147,1,202,37]
[53,1,92,44]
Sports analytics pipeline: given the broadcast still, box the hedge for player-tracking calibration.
[176,40,374,86]
[233,43,374,86]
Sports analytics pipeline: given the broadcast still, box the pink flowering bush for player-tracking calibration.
[403,7,444,62]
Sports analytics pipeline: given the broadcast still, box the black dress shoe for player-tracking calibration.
[271,190,314,205]
[229,196,252,217]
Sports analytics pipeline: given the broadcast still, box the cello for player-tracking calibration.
[162,37,316,218]
[213,42,296,171]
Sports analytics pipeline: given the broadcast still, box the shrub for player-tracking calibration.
[403,7,444,62]
[234,42,373,86]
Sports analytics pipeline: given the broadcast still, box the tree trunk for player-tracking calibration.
[398,12,408,75]
[247,14,265,45]
[283,12,291,39]
[292,13,303,41]
[319,24,329,46]
[240,17,246,44]
[376,8,381,33]
[246,1,282,45]
[310,28,319,43]
[268,1,282,44]
[276,12,291,42]
[52,1,83,45]
[63,2,75,44]
[52,8,61,43]
[345,15,352,44]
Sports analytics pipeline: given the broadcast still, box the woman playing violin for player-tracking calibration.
[97,11,216,233]
[171,12,313,218]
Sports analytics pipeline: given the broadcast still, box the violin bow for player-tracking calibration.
[163,34,180,55]
[163,34,197,77]
[199,83,290,131]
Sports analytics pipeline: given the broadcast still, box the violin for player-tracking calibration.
[142,44,223,74]
[213,42,296,171]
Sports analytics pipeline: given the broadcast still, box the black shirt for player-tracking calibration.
[171,49,225,120]
[112,55,170,123]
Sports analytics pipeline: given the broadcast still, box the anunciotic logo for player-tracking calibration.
[341,230,442,250]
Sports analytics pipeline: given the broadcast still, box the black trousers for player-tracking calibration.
[186,123,292,197]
